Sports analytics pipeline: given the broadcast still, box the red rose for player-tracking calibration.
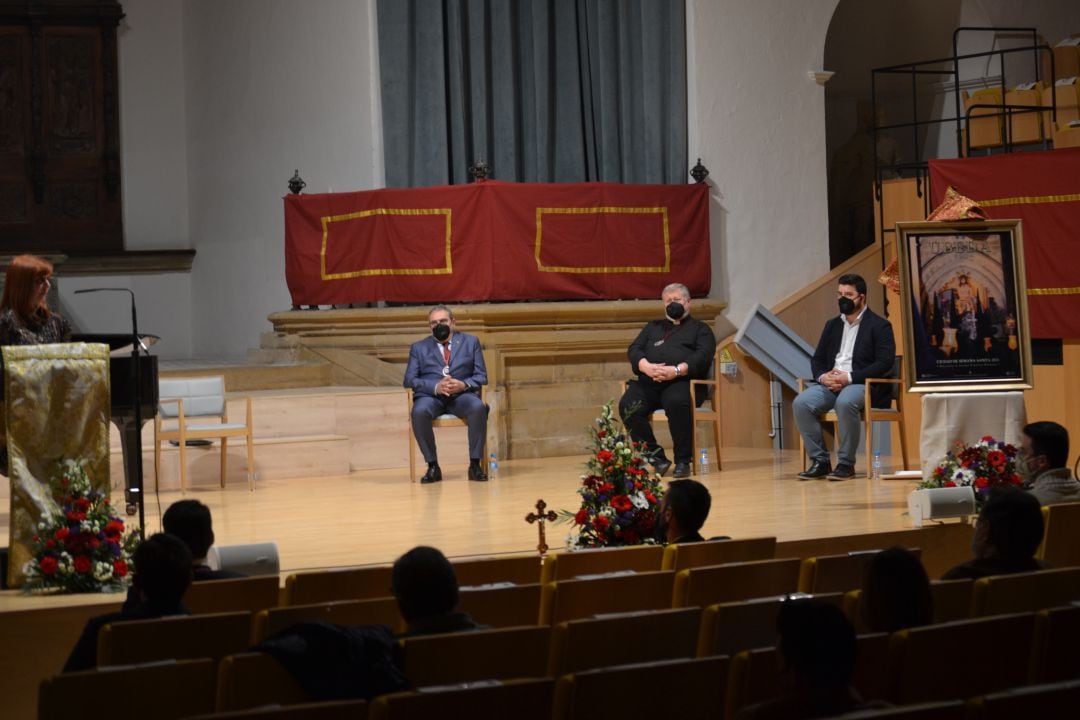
[113,560,128,578]
[611,495,633,513]
[66,511,86,523]
[943,480,956,488]
[1010,473,1021,484]
[974,477,989,489]
[75,498,91,511]
[593,516,610,531]
[104,520,124,537]
[597,430,606,438]
[39,557,58,575]
[981,435,995,442]
[73,556,92,574]
[597,450,614,463]
[645,492,657,504]
[45,539,55,549]
[55,527,69,540]
[599,483,615,494]
[574,508,590,525]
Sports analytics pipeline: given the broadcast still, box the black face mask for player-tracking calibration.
[838,297,856,315]
[666,302,686,320]
[432,323,451,341]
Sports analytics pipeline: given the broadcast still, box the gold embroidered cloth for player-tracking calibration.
[4,343,110,588]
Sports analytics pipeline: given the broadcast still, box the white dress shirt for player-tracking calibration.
[831,307,866,383]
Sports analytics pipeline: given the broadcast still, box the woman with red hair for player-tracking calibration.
[0,254,71,345]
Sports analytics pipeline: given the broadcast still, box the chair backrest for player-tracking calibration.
[553,656,729,720]
[1038,501,1080,566]
[672,558,802,608]
[548,607,701,676]
[39,658,216,720]
[458,582,543,627]
[284,565,393,605]
[159,376,227,418]
[539,570,676,624]
[97,611,252,666]
[930,578,973,624]
[830,700,967,719]
[398,625,551,687]
[697,593,844,658]
[1032,604,1080,685]
[970,567,1080,617]
[254,597,404,643]
[541,545,665,583]
[368,678,555,720]
[185,698,369,720]
[453,554,542,586]
[970,677,1080,720]
[184,575,280,615]
[216,652,310,712]
[799,549,921,595]
[661,536,777,572]
[889,355,903,402]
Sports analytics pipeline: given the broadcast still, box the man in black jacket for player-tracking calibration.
[620,283,716,479]
[793,274,895,481]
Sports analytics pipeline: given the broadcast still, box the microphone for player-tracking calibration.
[73,288,147,353]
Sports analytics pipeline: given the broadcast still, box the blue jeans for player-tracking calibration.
[793,382,865,466]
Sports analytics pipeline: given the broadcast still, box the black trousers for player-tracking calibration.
[619,379,693,464]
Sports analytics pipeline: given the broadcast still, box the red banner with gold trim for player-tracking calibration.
[284,181,710,305]
[929,148,1080,338]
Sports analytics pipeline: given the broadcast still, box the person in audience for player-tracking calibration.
[1020,421,1080,506]
[391,545,485,637]
[942,486,1045,580]
[63,533,193,672]
[861,547,933,633]
[793,273,895,481]
[655,478,713,544]
[163,499,244,580]
[403,304,489,484]
[735,599,889,719]
[619,282,716,479]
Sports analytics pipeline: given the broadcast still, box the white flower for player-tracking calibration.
[631,492,650,509]
[957,468,976,485]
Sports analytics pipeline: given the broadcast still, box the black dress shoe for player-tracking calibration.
[672,462,692,479]
[653,458,673,477]
[798,460,832,480]
[828,464,856,481]
[420,463,442,484]
[468,463,488,482]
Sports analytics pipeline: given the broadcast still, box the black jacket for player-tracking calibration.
[810,308,896,409]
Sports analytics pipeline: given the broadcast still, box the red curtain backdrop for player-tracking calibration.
[284,181,710,305]
[929,148,1080,338]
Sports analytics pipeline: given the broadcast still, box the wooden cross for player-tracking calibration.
[525,498,558,556]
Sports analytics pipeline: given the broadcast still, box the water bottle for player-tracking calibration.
[488,451,499,479]
[699,448,710,475]
[872,451,882,480]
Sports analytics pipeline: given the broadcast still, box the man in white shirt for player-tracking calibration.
[793,274,896,481]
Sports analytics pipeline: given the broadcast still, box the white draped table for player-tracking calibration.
[919,391,1027,480]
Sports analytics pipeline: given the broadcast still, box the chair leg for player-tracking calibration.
[178,436,188,494]
[408,423,417,483]
[898,419,910,471]
[712,419,722,472]
[154,431,161,494]
[246,430,255,491]
[220,437,228,489]
[866,419,874,475]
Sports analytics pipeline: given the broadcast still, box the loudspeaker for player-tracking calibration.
[207,542,280,577]
[907,486,976,527]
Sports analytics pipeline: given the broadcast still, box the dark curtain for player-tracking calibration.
[377,0,687,187]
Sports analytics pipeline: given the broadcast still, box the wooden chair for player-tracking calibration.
[968,678,1080,720]
[672,558,802,608]
[969,567,1080,617]
[1004,83,1044,145]
[540,545,665,583]
[1037,501,1080,567]
[458,582,543,627]
[216,652,310,712]
[368,678,555,720]
[539,570,676,625]
[662,536,776,572]
[284,565,393,605]
[253,597,404,643]
[797,356,908,471]
[930,578,974,624]
[184,575,281,615]
[185,699,368,720]
[697,593,844,658]
[397,625,551,687]
[1042,82,1080,141]
[405,386,485,482]
[830,701,966,719]
[887,612,1037,705]
[155,376,255,492]
[798,549,921,595]
[552,656,728,720]
[96,611,252,666]
[453,554,543,586]
[548,607,701,675]
[962,87,1005,152]
[1032,604,1080,684]
[39,658,216,720]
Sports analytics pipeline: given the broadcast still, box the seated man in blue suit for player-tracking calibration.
[793,273,896,481]
[404,304,489,483]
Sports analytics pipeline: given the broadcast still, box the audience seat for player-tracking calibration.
[540,545,665,583]
[253,597,404,643]
[39,658,216,720]
[458,582,543,627]
[185,699,368,720]
[672,558,802,608]
[184,575,281,615]
[798,549,920,595]
[96,611,252,666]
[661,536,777,572]
[368,678,554,720]
[1037,501,1080,567]
[831,700,966,719]
[1004,83,1045,145]
[216,652,310,711]
[962,87,1005,151]
[1032,604,1080,684]
[969,567,1080,617]
[547,607,701,676]
[552,656,729,720]
[397,625,551,687]
[968,677,1080,719]
[453,554,543,586]
[929,578,974,624]
[284,565,393,605]
[698,593,844,657]
[539,570,676,624]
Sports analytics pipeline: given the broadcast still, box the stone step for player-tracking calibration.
[159,358,332,392]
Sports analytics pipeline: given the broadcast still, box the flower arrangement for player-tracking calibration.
[560,401,666,548]
[23,459,140,594]
[919,435,1022,504]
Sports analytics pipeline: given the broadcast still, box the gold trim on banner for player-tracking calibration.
[1028,286,1080,296]
[320,208,453,279]
[535,206,670,273]
[978,193,1080,207]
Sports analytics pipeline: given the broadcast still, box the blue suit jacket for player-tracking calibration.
[403,331,488,398]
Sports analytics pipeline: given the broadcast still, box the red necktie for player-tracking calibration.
[442,342,451,366]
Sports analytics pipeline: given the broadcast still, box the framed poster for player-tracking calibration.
[896,219,1032,393]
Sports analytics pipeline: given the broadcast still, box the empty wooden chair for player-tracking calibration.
[253,597,404,643]
[284,565,393,605]
[39,658,216,720]
[969,677,1080,719]
[553,656,728,720]
[97,611,252,666]
[185,699,368,720]
[368,678,554,720]
[672,558,802,608]
[548,607,701,676]
[661,536,777,572]
[453,554,542,586]
[1032,604,1080,684]
[1038,501,1080,567]
[1004,84,1044,145]
[539,570,676,625]
[697,593,844,658]
[962,87,1005,152]
[398,625,550,687]
[970,567,1080,617]
[799,549,921,595]
[540,545,665,583]
[458,582,543,627]
[185,575,281,615]
[216,652,310,712]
